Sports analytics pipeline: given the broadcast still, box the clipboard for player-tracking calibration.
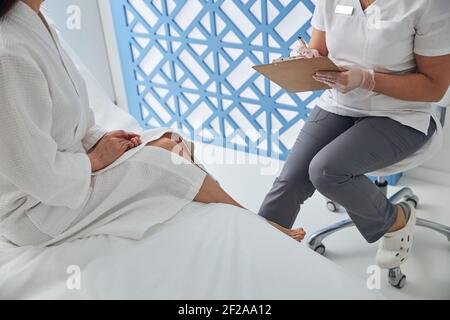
[253,56,341,93]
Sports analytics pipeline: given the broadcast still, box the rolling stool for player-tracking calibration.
[308,103,450,289]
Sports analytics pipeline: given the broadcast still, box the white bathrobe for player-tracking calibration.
[0,2,206,247]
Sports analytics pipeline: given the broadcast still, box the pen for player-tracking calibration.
[297,37,309,49]
[273,37,309,63]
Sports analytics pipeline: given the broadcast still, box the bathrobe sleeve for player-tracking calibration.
[82,109,107,152]
[0,52,92,209]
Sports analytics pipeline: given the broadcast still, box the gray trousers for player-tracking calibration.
[258,107,436,243]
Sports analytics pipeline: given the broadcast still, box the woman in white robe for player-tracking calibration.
[0,0,301,247]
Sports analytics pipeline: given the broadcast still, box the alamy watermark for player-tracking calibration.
[366,265,381,290]
[66,265,81,290]
[165,127,284,176]
[66,5,81,30]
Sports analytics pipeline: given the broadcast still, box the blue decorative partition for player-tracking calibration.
[110,0,323,160]
[109,0,402,184]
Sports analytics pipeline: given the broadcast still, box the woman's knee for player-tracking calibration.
[308,154,345,192]
[308,157,324,189]
[147,137,178,152]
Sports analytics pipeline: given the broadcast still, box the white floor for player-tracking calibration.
[196,143,450,300]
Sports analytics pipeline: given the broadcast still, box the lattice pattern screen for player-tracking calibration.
[110,0,323,160]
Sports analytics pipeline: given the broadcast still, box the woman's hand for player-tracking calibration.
[88,130,142,172]
[313,67,376,93]
[290,43,321,59]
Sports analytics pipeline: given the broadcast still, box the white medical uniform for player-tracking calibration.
[312,0,450,134]
[0,2,206,246]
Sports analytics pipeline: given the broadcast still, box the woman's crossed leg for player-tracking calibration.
[147,133,307,241]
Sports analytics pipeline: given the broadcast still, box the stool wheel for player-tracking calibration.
[388,267,406,289]
[326,201,338,212]
[405,195,419,208]
[313,244,326,255]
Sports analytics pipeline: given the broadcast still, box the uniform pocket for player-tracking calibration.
[308,107,330,123]
[367,20,414,67]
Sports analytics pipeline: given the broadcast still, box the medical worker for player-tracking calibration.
[259,0,450,268]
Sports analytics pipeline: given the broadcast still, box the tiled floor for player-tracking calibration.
[197,143,450,299]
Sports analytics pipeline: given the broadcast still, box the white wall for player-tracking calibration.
[43,0,116,102]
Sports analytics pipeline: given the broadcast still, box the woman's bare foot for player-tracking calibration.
[268,221,306,241]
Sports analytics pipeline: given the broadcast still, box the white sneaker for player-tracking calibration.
[376,201,416,269]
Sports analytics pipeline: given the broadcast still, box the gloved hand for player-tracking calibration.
[289,43,320,59]
[313,66,376,93]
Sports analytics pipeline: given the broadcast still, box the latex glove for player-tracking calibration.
[290,43,320,59]
[313,67,376,93]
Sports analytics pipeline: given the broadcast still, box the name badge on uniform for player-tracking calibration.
[335,5,354,15]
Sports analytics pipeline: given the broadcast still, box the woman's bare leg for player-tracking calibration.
[147,135,305,241]
[267,221,306,241]
[193,176,306,240]
[147,136,192,162]
[146,136,240,204]
[193,174,244,208]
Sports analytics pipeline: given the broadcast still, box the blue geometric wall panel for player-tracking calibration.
[110,0,323,160]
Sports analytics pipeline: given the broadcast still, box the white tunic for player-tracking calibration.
[0,2,206,246]
[312,0,450,134]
